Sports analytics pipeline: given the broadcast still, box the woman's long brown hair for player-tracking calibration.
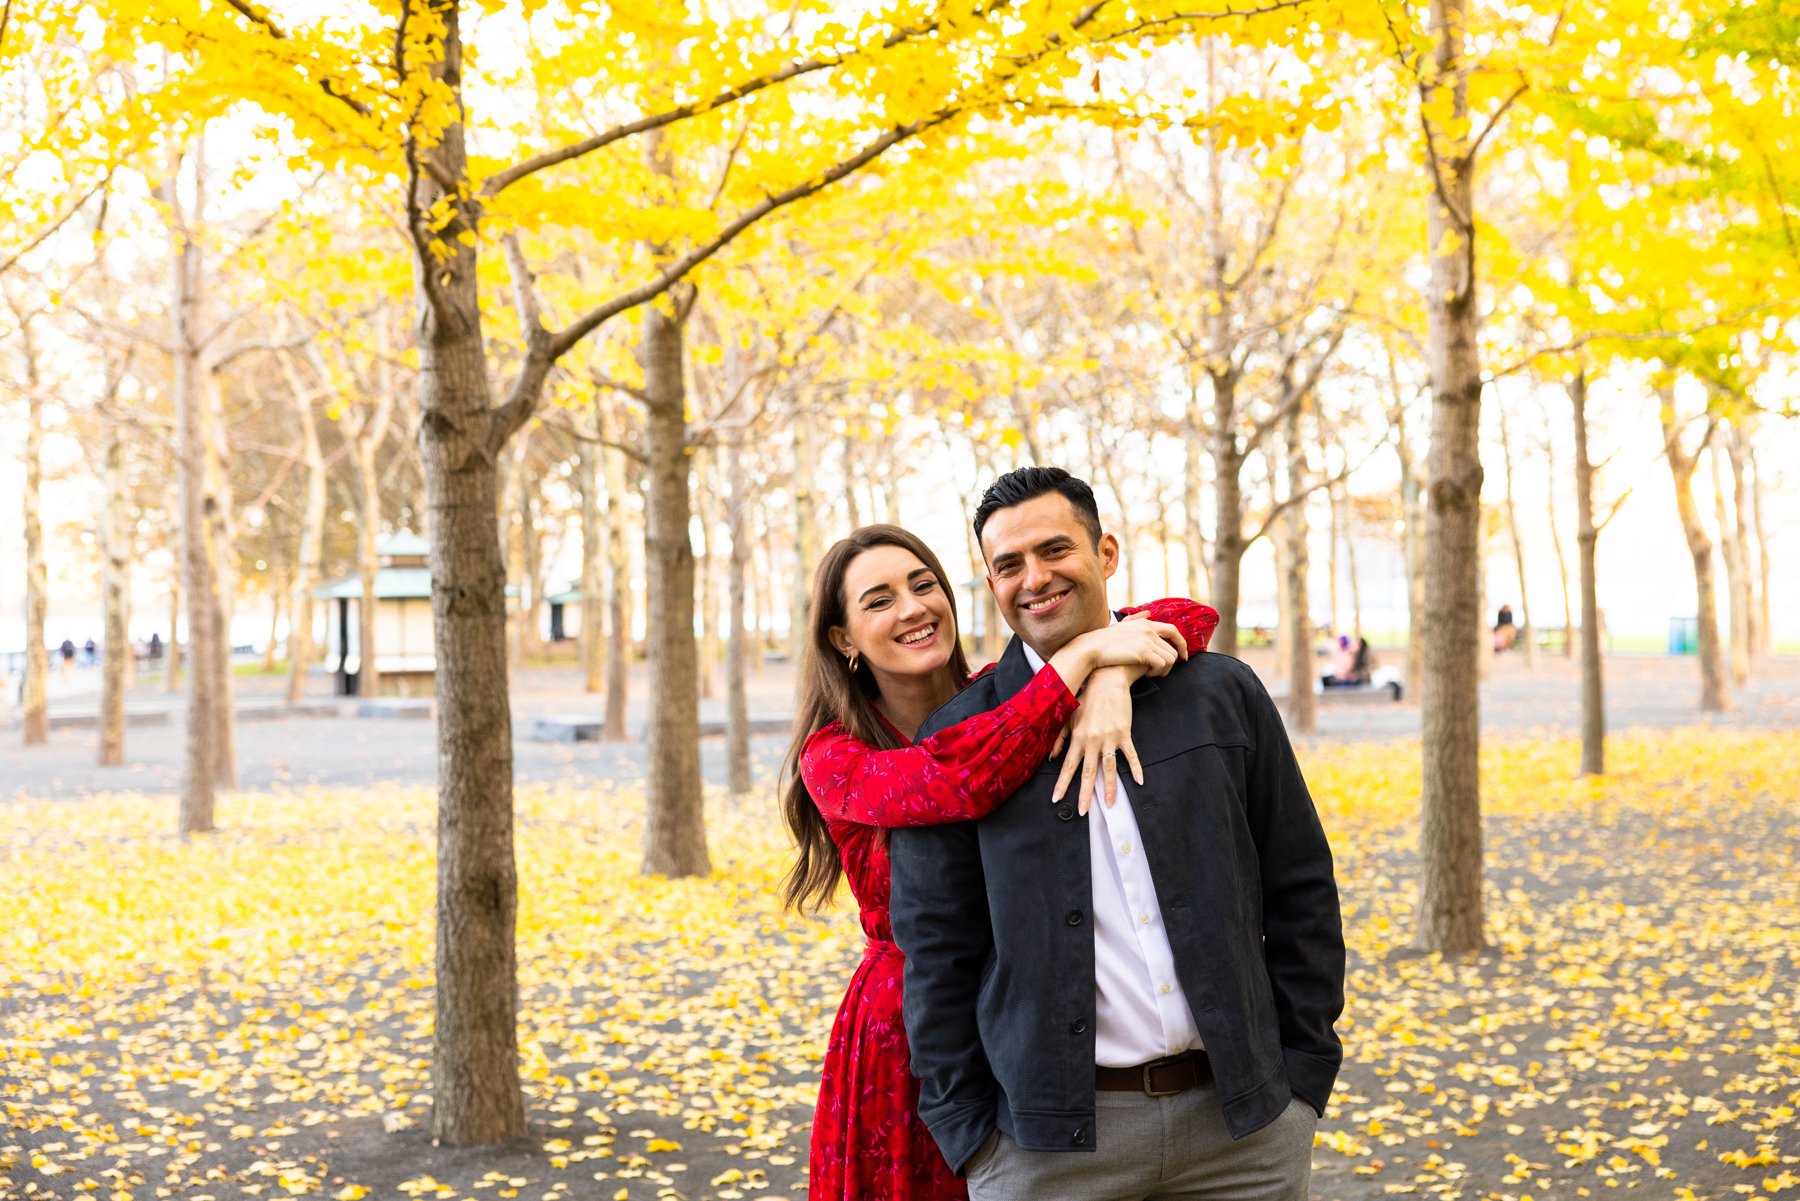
[780,525,974,913]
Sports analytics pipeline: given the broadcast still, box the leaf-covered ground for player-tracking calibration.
[3,730,1796,1201]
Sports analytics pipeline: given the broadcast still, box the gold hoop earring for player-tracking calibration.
[846,650,860,673]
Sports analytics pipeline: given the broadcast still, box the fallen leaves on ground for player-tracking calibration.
[1,729,1795,1200]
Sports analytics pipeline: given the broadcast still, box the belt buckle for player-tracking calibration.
[1141,1056,1183,1098]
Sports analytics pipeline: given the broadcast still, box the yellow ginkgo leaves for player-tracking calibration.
[2,729,1796,1200]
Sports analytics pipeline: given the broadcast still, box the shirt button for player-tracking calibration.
[1139,912,1151,925]
[1070,1018,1087,1034]
[1118,842,1131,855]
[1065,909,1084,927]
[1072,1126,1088,1146]
[1159,982,1172,995]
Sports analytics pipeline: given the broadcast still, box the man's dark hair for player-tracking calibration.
[973,466,1103,547]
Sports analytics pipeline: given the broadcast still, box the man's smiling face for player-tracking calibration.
[980,492,1119,658]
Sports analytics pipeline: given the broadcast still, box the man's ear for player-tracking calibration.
[1098,531,1120,580]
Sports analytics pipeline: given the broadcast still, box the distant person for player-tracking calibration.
[83,637,97,667]
[149,632,164,662]
[1493,604,1517,652]
[59,639,76,679]
[1352,636,1373,684]
[1321,634,1359,687]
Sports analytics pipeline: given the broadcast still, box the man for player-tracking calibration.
[890,466,1344,1200]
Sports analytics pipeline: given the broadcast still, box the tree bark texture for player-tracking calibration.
[1397,402,1426,698]
[695,446,720,701]
[357,436,384,697]
[1726,425,1768,663]
[579,431,605,693]
[166,567,182,692]
[639,291,711,877]
[1209,402,1246,658]
[287,362,327,705]
[1283,406,1316,734]
[1416,0,1487,953]
[1183,422,1209,602]
[1711,440,1749,684]
[1739,434,1771,665]
[410,0,526,1145]
[726,428,753,797]
[167,165,220,836]
[791,405,819,661]
[601,401,632,741]
[1570,373,1605,775]
[1660,397,1727,712]
[100,427,131,766]
[204,369,238,788]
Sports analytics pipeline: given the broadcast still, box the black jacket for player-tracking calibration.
[889,637,1345,1173]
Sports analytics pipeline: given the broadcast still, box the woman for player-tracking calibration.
[781,524,1218,1201]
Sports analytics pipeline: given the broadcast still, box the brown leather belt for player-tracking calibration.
[1095,1051,1212,1097]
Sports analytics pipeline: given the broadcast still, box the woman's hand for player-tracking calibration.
[1048,620,1186,693]
[1050,666,1140,814]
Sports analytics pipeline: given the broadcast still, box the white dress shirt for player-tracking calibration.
[1025,631,1205,1067]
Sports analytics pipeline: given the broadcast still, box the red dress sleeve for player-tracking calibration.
[800,665,1078,828]
[1118,597,1220,655]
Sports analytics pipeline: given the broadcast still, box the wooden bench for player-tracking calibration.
[1319,680,1404,703]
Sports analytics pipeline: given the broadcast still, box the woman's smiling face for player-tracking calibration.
[831,544,958,684]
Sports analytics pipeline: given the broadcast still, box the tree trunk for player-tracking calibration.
[790,405,818,661]
[1416,0,1487,953]
[1497,400,1537,668]
[288,362,326,704]
[99,427,131,766]
[357,437,383,697]
[263,571,283,673]
[579,430,605,693]
[411,0,526,1145]
[1543,424,1574,659]
[1344,488,1363,638]
[205,371,238,787]
[842,432,862,530]
[1326,480,1342,635]
[1183,420,1209,600]
[1571,373,1605,775]
[1209,412,1246,657]
[1658,393,1727,712]
[1727,425,1768,663]
[1711,438,1749,685]
[498,441,521,675]
[518,449,545,665]
[162,157,221,835]
[1396,398,1426,698]
[726,427,753,797]
[1283,406,1316,734]
[1741,435,1771,665]
[639,290,711,877]
[695,446,720,701]
[600,400,632,741]
[20,331,48,747]
[166,567,182,692]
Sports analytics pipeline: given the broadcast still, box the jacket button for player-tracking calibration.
[1072,1126,1088,1145]
[1055,801,1076,821]
[1070,1018,1087,1034]
[1065,909,1084,926]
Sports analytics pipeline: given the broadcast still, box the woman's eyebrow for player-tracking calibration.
[856,583,895,604]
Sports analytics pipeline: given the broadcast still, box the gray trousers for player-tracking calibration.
[965,1091,1316,1201]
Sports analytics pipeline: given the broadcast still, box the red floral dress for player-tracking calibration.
[798,600,1219,1201]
